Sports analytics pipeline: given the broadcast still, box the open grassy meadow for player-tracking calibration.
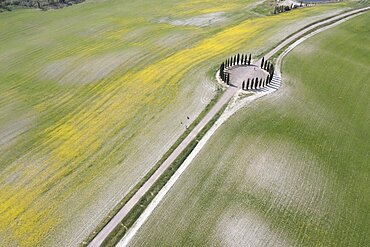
[129,11,370,247]
[0,0,356,246]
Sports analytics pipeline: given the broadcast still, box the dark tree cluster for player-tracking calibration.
[0,0,84,11]
[220,65,230,85]
[260,57,275,84]
[219,53,253,84]
[273,4,298,15]
[224,53,252,69]
[273,2,316,15]
[241,77,269,90]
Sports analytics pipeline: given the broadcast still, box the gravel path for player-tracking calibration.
[87,6,370,247]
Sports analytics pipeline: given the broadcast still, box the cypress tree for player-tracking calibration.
[244,54,247,65]
[248,54,252,65]
[220,63,224,80]
[259,78,262,88]
[266,75,270,85]
[242,80,245,90]
[261,57,264,68]
[241,54,244,65]
[246,78,250,89]
[237,54,240,65]
[251,78,254,89]
[234,55,237,65]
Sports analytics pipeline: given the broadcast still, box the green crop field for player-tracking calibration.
[129,11,370,247]
[0,0,358,246]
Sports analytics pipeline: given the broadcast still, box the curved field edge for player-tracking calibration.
[128,11,370,247]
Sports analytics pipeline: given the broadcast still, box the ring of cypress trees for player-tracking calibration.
[218,54,274,90]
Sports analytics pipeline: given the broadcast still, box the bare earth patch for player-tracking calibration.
[157,12,226,27]
[217,206,293,247]
[41,48,143,85]
[245,139,333,218]
[228,65,269,89]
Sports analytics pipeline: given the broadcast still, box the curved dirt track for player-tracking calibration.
[88,6,370,247]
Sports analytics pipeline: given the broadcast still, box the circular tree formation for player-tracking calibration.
[219,54,275,90]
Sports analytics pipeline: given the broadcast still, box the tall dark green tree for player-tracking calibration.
[251,78,255,89]
[220,63,224,73]
[248,54,252,65]
[266,75,270,85]
[246,78,250,89]
[241,54,244,65]
[261,57,264,68]
[237,54,240,65]
[242,80,245,90]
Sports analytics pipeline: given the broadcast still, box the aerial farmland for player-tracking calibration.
[0,0,369,247]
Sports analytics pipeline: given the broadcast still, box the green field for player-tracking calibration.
[129,12,370,247]
[0,0,357,246]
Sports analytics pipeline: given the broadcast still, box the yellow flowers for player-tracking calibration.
[0,2,345,246]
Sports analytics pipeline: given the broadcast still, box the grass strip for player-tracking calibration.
[81,81,224,246]
[269,7,370,61]
[255,6,362,60]
[101,99,229,247]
